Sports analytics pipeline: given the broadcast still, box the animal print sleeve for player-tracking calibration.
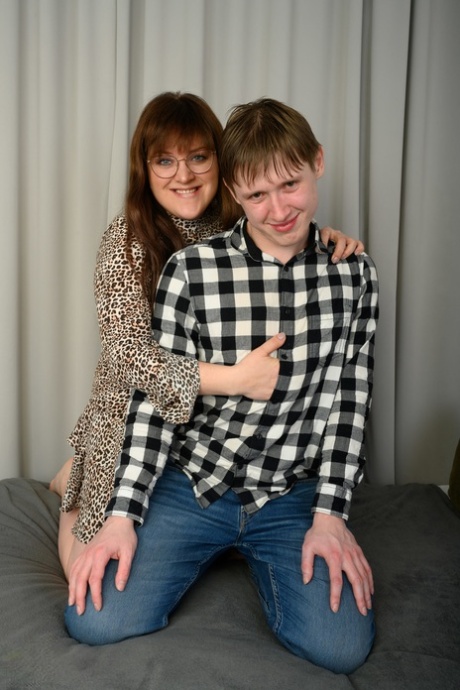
[94,216,200,424]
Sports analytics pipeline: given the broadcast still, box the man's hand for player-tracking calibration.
[301,512,373,616]
[68,516,138,616]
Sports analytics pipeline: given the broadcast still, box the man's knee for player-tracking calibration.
[64,596,166,646]
[65,603,131,645]
[278,605,375,674]
[269,556,376,673]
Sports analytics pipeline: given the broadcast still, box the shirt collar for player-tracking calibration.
[230,217,323,263]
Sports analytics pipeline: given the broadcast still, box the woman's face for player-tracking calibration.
[147,137,219,220]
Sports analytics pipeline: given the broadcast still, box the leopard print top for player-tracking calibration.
[61,210,223,543]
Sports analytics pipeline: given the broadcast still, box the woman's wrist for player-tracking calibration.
[198,361,239,396]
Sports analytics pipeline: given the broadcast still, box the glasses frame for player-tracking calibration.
[147,149,215,179]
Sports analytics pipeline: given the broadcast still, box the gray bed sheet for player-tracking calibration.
[0,477,459,690]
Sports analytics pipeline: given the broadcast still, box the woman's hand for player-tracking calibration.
[233,332,286,399]
[198,333,286,400]
[320,227,365,264]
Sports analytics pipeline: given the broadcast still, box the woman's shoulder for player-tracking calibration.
[100,214,129,247]
[95,215,145,288]
[98,214,144,260]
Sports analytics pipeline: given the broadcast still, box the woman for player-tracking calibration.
[51,92,364,578]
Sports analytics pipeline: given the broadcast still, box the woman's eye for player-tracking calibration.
[157,157,174,167]
[190,152,209,163]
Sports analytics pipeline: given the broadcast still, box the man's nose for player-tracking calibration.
[269,194,289,219]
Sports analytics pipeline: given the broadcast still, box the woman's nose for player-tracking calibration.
[174,158,195,181]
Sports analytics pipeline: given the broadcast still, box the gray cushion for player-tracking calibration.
[0,478,459,690]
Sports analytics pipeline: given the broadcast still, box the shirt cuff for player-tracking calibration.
[311,481,352,521]
[105,493,147,525]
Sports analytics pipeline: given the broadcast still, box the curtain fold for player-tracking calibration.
[395,0,460,483]
[1,0,22,477]
[1,0,458,485]
[362,0,413,484]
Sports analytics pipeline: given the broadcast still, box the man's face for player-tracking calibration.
[227,149,324,264]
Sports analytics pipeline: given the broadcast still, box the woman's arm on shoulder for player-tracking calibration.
[319,227,364,264]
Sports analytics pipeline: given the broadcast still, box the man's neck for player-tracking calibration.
[244,221,313,264]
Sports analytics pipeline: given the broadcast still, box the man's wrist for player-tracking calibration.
[105,510,142,527]
[104,515,136,529]
[312,511,345,528]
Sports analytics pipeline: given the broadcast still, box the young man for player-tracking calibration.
[66,98,379,674]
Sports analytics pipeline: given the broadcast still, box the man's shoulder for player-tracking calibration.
[354,251,378,278]
[329,249,377,276]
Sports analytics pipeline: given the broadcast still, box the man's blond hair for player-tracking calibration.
[220,98,321,189]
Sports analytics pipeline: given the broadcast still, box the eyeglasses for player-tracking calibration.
[147,149,215,178]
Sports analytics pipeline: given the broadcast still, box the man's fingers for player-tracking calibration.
[115,550,134,592]
[325,554,343,614]
[343,549,373,616]
[88,571,104,612]
[359,552,374,608]
[301,558,313,585]
[70,564,91,615]
[69,550,111,615]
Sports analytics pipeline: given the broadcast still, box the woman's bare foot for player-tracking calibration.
[50,457,74,497]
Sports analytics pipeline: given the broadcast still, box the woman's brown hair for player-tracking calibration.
[125,92,240,309]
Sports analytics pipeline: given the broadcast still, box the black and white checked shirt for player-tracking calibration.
[106,218,379,523]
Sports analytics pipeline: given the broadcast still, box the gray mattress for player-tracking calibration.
[0,477,459,690]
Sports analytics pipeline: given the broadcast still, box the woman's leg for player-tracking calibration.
[49,456,74,496]
[240,481,375,674]
[50,457,85,579]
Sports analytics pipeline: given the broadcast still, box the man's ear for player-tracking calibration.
[315,147,325,179]
[224,178,239,204]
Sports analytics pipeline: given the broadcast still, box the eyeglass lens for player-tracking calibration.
[149,150,214,178]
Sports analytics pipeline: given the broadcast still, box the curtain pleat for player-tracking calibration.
[0,0,458,485]
[395,0,460,483]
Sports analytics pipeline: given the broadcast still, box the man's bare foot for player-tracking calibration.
[49,457,74,497]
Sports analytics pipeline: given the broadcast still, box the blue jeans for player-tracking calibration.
[65,465,375,673]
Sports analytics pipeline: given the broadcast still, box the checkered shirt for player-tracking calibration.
[106,217,379,523]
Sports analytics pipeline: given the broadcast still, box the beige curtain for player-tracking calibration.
[1,0,459,485]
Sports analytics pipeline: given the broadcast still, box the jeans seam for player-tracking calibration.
[165,545,226,620]
[267,563,283,635]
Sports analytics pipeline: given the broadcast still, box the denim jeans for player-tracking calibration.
[65,464,375,673]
